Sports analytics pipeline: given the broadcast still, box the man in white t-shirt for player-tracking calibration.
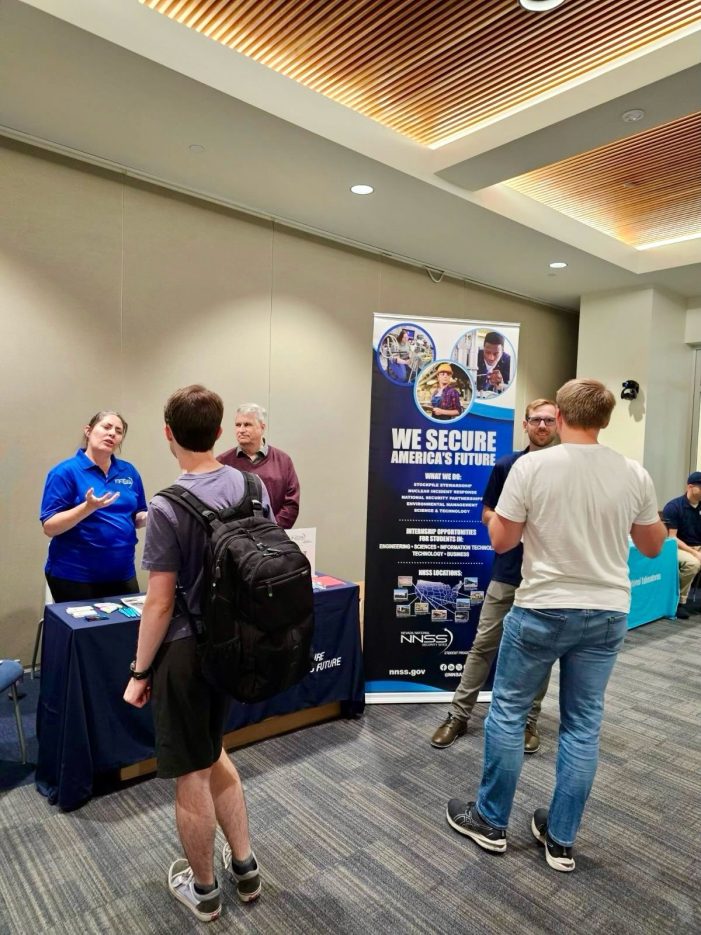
[446,379,666,872]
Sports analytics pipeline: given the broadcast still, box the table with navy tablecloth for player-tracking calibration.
[36,580,364,811]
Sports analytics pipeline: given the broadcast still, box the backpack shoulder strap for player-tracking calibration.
[156,485,221,531]
[242,472,266,515]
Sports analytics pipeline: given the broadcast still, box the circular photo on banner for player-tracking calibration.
[415,360,474,422]
[451,328,517,399]
[377,323,436,386]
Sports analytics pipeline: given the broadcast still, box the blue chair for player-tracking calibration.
[0,659,27,763]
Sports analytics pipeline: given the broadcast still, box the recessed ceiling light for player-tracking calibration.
[621,109,645,123]
[549,261,568,269]
[188,143,206,153]
[519,0,566,10]
[350,184,374,195]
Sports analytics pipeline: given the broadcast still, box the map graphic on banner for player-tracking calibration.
[364,314,520,702]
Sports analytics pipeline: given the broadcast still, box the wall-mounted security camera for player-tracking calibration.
[621,380,640,401]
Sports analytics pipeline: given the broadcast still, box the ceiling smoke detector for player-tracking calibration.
[519,0,566,10]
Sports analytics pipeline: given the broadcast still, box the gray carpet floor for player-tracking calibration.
[0,616,699,934]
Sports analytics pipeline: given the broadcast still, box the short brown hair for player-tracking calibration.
[556,379,615,429]
[525,398,556,419]
[164,384,223,452]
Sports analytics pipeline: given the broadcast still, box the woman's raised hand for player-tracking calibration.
[85,487,120,511]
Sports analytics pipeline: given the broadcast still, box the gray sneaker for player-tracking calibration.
[168,859,221,922]
[222,843,262,902]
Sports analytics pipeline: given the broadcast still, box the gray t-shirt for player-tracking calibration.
[142,465,273,643]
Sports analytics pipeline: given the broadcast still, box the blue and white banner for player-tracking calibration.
[364,314,520,702]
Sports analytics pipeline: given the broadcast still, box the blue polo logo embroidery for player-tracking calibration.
[114,477,134,486]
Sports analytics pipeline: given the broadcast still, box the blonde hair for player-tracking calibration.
[525,398,556,419]
[556,379,615,429]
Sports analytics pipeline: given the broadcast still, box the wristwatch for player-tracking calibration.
[130,660,152,680]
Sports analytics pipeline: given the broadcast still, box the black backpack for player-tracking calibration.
[157,473,315,703]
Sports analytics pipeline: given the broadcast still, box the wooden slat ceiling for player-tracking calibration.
[505,112,701,248]
[141,0,701,147]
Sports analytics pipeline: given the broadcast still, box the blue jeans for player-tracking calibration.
[476,606,627,847]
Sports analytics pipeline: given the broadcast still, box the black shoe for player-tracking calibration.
[531,808,575,872]
[446,800,506,853]
[431,714,468,749]
[676,604,690,620]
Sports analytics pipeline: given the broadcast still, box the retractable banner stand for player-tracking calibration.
[364,314,520,702]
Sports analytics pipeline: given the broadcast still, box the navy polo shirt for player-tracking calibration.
[662,494,701,546]
[483,446,530,586]
[40,449,147,581]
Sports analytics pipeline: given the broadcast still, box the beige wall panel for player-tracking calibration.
[377,260,467,321]
[268,230,378,581]
[507,298,579,433]
[119,186,273,508]
[578,286,690,505]
[644,291,692,504]
[0,141,578,657]
[0,144,123,658]
[578,289,653,464]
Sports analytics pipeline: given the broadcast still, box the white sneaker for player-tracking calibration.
[168,859,222,921]
[222,843,262,902]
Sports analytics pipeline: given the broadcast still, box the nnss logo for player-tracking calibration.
[113,477,134,486]
[400,629,453,652]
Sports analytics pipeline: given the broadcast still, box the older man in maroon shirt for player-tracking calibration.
[217,403,300,529]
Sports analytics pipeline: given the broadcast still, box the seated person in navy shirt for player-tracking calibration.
[40,410,148,602]
[662,471,701,619]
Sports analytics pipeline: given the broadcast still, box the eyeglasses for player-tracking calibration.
[526,417,556,426]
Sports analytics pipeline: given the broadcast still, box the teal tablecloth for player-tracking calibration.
[627,537,679,629]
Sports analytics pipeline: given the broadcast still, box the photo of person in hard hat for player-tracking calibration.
[416,361,473,422]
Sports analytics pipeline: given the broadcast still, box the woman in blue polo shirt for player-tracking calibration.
[40,410,148,602]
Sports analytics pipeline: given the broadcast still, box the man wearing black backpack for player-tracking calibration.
[124,385,273,923]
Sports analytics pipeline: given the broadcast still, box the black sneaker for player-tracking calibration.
[531,808,575,872]
[446,800,506,853]
[676,603,690,620]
